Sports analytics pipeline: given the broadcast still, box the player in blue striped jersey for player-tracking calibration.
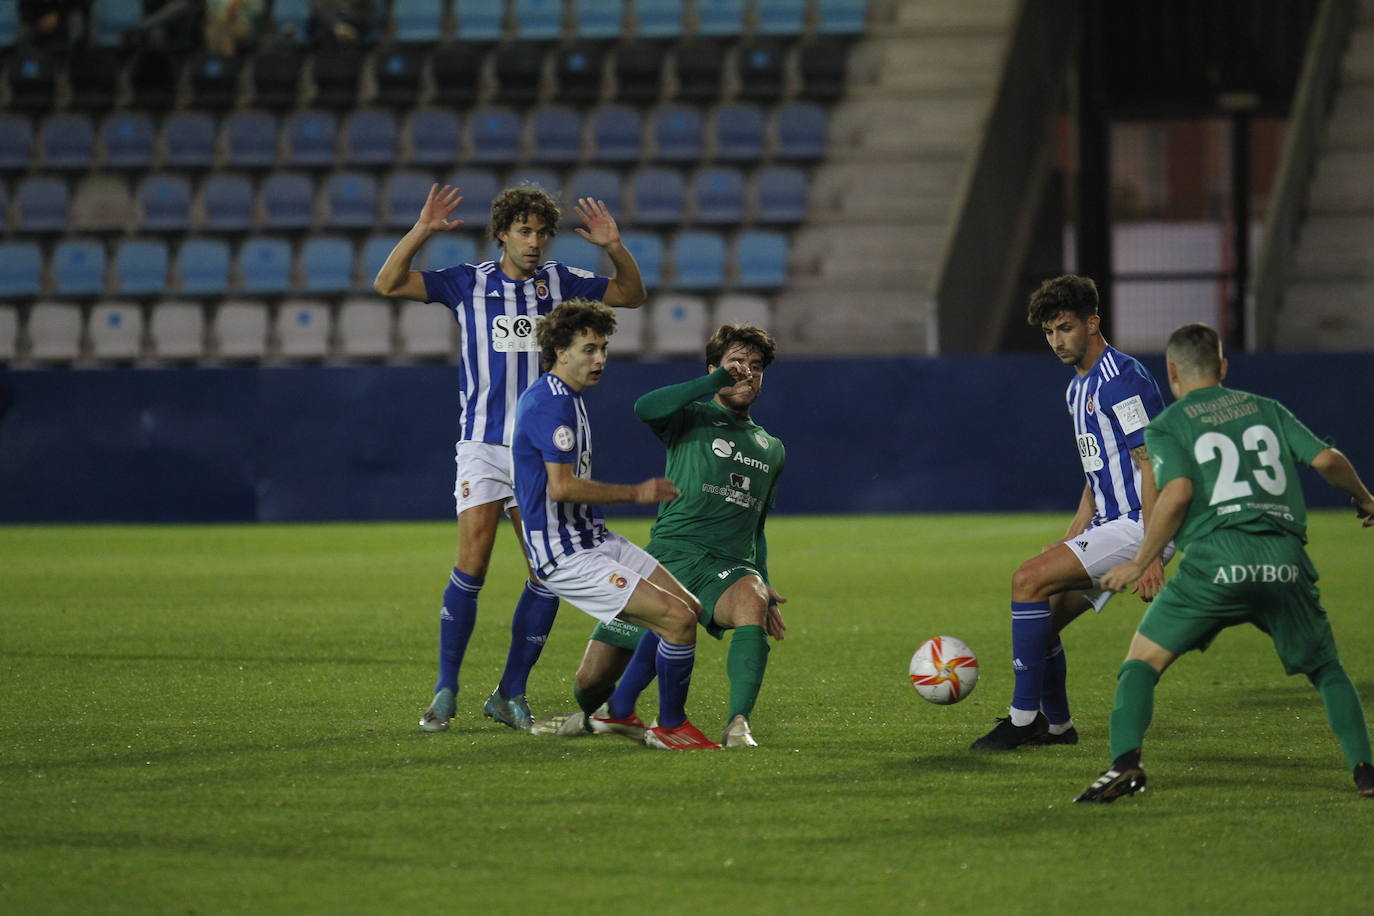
[972,275,1171,751]
[373,183,646,733]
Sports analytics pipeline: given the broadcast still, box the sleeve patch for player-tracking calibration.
[1112,395,1149,435]
[552,425,576,452]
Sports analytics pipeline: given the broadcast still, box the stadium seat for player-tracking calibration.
[298,236,355,295]
[713,292,771,329]
[148,301,206,361]
[774,102,828,159]
[392,0,447,43]
[753,165,807,222]
[650,104,704,162]
[26,301,83,363]
[713,103,766,161]
[690,167,745,224]
[250,49,304,108]
[634,0,685,39]
[469,107,523,164]
[88,302,144,361]
[0,242,42,297]
[552,44,606,105]
[6,49,57,113]
[734,229,789,288]
[70,174,134,233]
[100,113,156,170]
[572,0,622,41]
[0,180,7,230]
[505,166,560,195]
[374,47,426,106]
[0,114,34,171]
[816,0,868,36]
[630,166,685,224]
[39,113,95,170]
[343,109,399,166]
[275,300,333,360]
[613,43,662,104]
[89,0,142,46]
[137,174,194,232]
[0,0,17,47]
[199,174,255,233]
[445,168,500,226]
[237,237,294,296]
[493,44,545,106]
[798,39,850,102]
[397,300,455,359]
[619,230,664,287]
[695,0,744,38]
[283,111,339,168]
[127,50,177,110]
[324,171,380,229]
[672,42,727,103]
[588,105,643,163]
[50,239,107,297]
[258,171,317,231]
[312,50,365,108]
[454,0,506,42]
[737,42,785,103]
[270,0,312,42]
[67,49,123,111]
[14,176,69,233]
[0,305,17,363]
[610,299,645,353]
[650,293,707,354]
[111,239,170,297]
[548,233,604,274]
[176,239,232,296]
[187,54,243,110]
[530,106,583,165]
[423,234,480,270]
[383,170,437,229]
[755,0,806,37]
[337,297,393,360]
[405,109,462,165]
[514,0,564,40]
[431,52,484,108]
[212,299,270,360]
[567,167,624,213]
[360,234,400,289]
[224,111,280,169]
[669,230,725,289]
[162,112,218,170]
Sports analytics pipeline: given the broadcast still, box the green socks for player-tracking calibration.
[1109,658,1160,761]
[726,625,770,721]
[1310,662,1373,771]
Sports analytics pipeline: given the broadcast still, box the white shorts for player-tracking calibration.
[453,441,517,515]
[539,531,659,623]
[1064,515,1177,612]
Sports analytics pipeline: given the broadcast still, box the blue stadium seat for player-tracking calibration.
[161,112,217,169]
[224,111,280,169]
[200,174,255,232]
[734,229,788,288]
[383,170,438,229]
[620,230,663,287]
[177,239,232,295]
[468,107,523,164]
[90,0,142,47]
[360,234,400,288]
[548,234,604,273]
[0,242,42,297]
[237,237,293,295]
[651,293,707,354]
[529,106,583,164]
[695,0,744,37]
[423,234,480,270]
[100,112,156,170]
[271,0,313,44]
[137,174,193,231]
[259,171,317,230]
[573,0,622,39]
[689,167,745,224]
[0,114,34,170]
[588,105,642,163]
[669,230,725,289]
[774,102,828,159]
[343,109,398,166]
[51,239,107,297]
[737,41,785,103]
[283,110,338,168]
[567,167,623,213]
[514,0,564,40]
[755,0,806,37]
[455,0,506,41]
[816,0,868,35]
[324,171,379,229]
[0,0,18,47]
[405,109,462,165]
[650,104,703,162]
[752,165,807,223]
[0,180,7,231]
[112,239,169,296]
[444,168,500,226]
[505,166,559,194]
[630,166,684,224]
[14,176,69,233]
[712,103,765,162]
[634,0,684,38]
[391,0,447,42]
[374,47,425,106]
[298,236,355,295]
[40,113,95,170]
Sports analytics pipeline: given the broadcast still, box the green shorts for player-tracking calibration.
[587,540,762,648]
[1137,529,1337,676]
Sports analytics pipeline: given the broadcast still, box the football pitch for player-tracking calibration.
[2,513,1371,914]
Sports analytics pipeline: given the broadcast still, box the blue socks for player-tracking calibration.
[1040,637,1071,726]
[497,581,560,699]
[1010,600,1052,721]
[655,638,696,729]
[608,630,660,719]
[436,568,482,694]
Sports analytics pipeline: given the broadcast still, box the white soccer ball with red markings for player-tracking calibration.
[909,635,979,705]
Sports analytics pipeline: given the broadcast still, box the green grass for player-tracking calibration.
[2,514,1372,914]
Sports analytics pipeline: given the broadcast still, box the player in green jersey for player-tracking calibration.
[533,324,788,747]
[1074,323,1374,802]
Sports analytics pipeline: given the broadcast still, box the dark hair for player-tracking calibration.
[705,324,777,370]
[538,299,617,370]
[1027,274,1099,326]
[1166,322,1223,379]
[489,185,561,246]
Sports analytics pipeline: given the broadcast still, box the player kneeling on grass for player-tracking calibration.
[512,299,719,750]
[533,324,787,748]
[1075,322,1374,802]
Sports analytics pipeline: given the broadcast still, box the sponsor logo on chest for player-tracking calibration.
[491,313,541,352]
[711,437,769,472]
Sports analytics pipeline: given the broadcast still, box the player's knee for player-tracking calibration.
[1010,562,1045,602]
[1306,659,1346,690]
[662,601,697,643]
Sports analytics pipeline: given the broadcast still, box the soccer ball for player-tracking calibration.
[909,636,979,705]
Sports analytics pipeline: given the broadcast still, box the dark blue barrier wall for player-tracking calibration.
[2,353,1371,523]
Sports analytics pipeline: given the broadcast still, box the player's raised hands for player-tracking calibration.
[634,477,680,504]
[572,198,622,248]
[416,184,464,233]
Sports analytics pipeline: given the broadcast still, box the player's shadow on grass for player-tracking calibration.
[1201,679,1374,709]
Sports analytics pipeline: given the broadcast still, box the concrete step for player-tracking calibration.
[1341,28,1374,85]
[889,0,1017,34]
[850,35,1006,95]
[830,97,987,157]
[1292,215,1374,278]
[808,158,965,222]
[1324,88,1374,149]
[1277,280,1374,351]
[792,223,946,280]
[773,287,933,354]
[1308,150,1374,213]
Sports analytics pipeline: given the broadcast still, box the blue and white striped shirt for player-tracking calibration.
[1064,345,1166,526]
[422,260,609,445]
[513,373,607,575]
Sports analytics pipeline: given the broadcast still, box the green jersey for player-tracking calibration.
[1145,385,1329,549]
[634,367,785,565]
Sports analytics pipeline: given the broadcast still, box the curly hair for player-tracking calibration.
[489,184,561,246]
[1026,274,1099,326]
[705,324,777,370]
[538,299,618,370]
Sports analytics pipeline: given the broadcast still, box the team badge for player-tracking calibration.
[712,438,733,458]
[608,573,628,590]
[1085,395,1095,415]
[534,280,550,300]
[461,480,471,499]
[754,432,769,450]
[553,426,575,451]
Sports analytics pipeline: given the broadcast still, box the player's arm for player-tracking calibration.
[1129,442,1167,600]
[571,198,646,308]
[754,515,787,640]
[1310,448,1374,527]
[1062,484,1095,540]
[544,461,678,505]
[633,366,735,424]
[1101,477,1191,592]
[374,184,463,302]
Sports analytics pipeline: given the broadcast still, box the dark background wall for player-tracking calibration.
[2,353,1370,523]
